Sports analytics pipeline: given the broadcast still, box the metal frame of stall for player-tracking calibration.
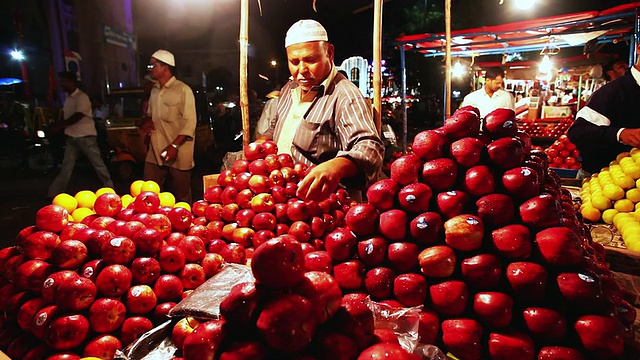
[393,3,640,152]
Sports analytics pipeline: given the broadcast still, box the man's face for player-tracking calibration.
[147,58,166,80]
[286,41,334,92]
[486,75,504,92]
[613,61,628,77]
[60,78,73,93]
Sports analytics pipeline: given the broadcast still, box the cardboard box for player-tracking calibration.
[541,105,572,119]
[203,174,219,192]
[527,97,541,121]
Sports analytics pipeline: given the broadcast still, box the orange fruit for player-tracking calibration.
[71,207,95,222]
[53,193,78,213]
[580,205,601,222]
[174,202,191,212]
[121,194,134,208]
[75,190,97,209]
[159,192,176,207]
[95,187,116,197]
[141,180,161,194]
[130,180,145,197]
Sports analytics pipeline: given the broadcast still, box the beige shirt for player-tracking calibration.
[64,88,96,137]
[146,77,197,170]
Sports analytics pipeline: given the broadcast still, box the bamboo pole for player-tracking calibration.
[444,0,452,117]
[373,0,383,134]
[240,0,250,149]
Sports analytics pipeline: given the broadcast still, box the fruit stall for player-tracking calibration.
[0,103,638,359]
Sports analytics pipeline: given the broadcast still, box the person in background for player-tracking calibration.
[141,49,196,203]
[48,72,114,198]
[90,96,109,158]
[568,43,640,179]
[255,90,279,139]
[460,67,515,118]
[604,60,629,82]
[263,19,384,201]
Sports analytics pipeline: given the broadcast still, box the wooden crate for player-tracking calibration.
[605,245,640,276]
[203,174,219,193]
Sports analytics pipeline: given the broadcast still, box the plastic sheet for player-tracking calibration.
[366,298,422,353]
[114,319,177,360]
[169,263,254,319]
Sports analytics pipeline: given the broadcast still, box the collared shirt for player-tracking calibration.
[266,68,384,188]
[146,76,197,170]
[568,68,640,173]
[461,88,515,118]
[64,88,96,137]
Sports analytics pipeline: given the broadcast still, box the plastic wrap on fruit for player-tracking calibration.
[413,344,448,360]
[366,297,422,353]
[115,319,177,360]
[169,263,254,319]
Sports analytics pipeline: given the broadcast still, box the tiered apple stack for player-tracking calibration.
[545,135,581,170]
[194,140,353,265]
[168,235,418,359]
[518,117,573,138]
[0,184,229,359]
[325,106,635,359]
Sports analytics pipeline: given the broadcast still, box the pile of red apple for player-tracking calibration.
[168,235,418,359]
[0,186,236,359]
[545,135,581,170]
[518,117,573,138]
[323,106,632,359]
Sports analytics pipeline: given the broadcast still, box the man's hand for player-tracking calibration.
[140,117,155,135]
[620,129,640,147]
[162,144,178,163]
[297,157,358,201]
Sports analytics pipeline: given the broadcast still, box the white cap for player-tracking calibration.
[151,49,175,67]
[285,20,328,48]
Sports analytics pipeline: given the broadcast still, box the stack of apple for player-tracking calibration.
[545,135,581,170]
[318,106,634,359]
[168,235,417,360]
[518,117,573,138]
[193,140,353,264]
[0,184,229,359]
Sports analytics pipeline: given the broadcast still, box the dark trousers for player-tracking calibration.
[143,161,192,204]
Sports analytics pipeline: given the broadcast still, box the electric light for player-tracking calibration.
[539,54,552,73]
[514,0,535,10]
[10,49,25,61]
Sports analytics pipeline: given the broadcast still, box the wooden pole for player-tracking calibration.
[240,0,250,149]
[444,0,452,117]
[373,0,383,134]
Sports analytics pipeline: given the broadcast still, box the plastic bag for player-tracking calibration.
[169,263,254,319]
[114,319,177,360]
[366,298,422,353]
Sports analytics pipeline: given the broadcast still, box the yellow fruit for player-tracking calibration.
[591,195,611,211]
[75,190,97,209]
[53,193,78,213]
[625,235,640,251]
[614,199,635,213]
[81,357,104,360]
[581,205,601,222]
[174,202,191,212]
[68,214,74,222]
[617,152,631,162]
[130,180,145,197]
[615,175,635,189]
[603,184,625,201]
[71,207,95,222]
[631,148,640,155]
[141,180,161,194]
[121,194,134,208]
[633,209,640,221]
[626,188,640,203]
[159,192,176,207]
[95,187,116,197]
[625,165,640,180]
[602,209,619,224]
[621,223,640,239]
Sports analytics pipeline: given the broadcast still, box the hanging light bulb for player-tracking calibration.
[514,0,536,10]
[539,54,552,73]
[452,61,465,78]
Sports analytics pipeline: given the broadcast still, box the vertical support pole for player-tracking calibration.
[373,0,383,134]
[239,0,250,148]
[400,45,408,153]
[576,74,583,113]
[444,0,452,117]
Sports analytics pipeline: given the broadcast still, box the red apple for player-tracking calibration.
[251,235,305,288]
[94,193,122,217]
[505,262,547,301]
[325,228,358,261]
[45,314,90,350]
[435,190,470,219]
[168,206,194,232]
[475,193,514,228]
[82,334,122,360]
[30,304,59,340]
[134,191,160,214]
[130,257,161,285]
[418,245,456,278]
[95,264,132,297]
[219,243,246,264]
[441,318,483,360]
[378,209,407,242]
[220,281,263,330]
[430,280,469,316]
[35,204,68,232]
[366,179,401,211]
[488,331,535,360]
[442,109,481,140]
[288,221,311,243]
[203,185,222,203]
[171,316,199,350]
[120,316,153,346]
[473,292,513,328]
[17,297,47,331]
[357,343,411,360]
[483,108,517,138]
[344,204,379,237]
[461,254,502,290]
[295,271,342,324]
[487,137,525,169]
[117,220,146,239]
[256,294,317,354]
[180,263,206,290]
[304,251,333,274]
[450,137,484,167]
[202,253,225,278]
[182,319,226,360]
[131,228,163,257]
[20,230,60,260]
[14,259,54,292]
[393,273,427,307]
[397,183,432,213]
[421,158,458,191]
[153,274,183,302]
[412,129,449,160]
[409,211,443,245]
[158,245,186,273]
[54,276,96,312]
[444,214,484,251]
[390,154,422,185]
[333,261,365,290]
[88,297,126,333]
[43,271,81,303]
[535,227,583,266]
[387,242,419,272]
[125,284,157,314]
[522,307,566,341]
[463,165,495,197]
[357,236,388,267]
[537,346,585,360]
[502,167,540,200]
[364,267,395,299]
[519,194,561,228]
[490,224,532,259]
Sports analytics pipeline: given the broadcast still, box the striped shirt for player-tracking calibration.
[266,69,384,188]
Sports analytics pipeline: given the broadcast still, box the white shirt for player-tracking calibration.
[461,88,515,118]
[63,88,96,137]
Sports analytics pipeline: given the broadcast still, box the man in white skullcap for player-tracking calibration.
[263,19,383,201]
[142,49,197,203]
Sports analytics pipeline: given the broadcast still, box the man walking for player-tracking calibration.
[48,72,113,198]
[142,50,196,203]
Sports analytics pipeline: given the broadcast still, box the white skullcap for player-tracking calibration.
[151,49,175,67]
[285,19,328,48]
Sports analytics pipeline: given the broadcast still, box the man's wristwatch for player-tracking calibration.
[170,144,179,150]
